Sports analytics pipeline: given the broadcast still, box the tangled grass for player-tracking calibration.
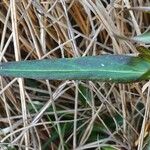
[0,0,150,150]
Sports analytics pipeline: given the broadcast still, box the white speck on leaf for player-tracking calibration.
[101,64,104,67]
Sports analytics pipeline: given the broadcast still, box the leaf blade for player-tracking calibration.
[0,55,150,83]
[131,32,150,44]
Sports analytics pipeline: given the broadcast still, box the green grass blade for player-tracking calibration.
[137,46,150,61]
[0,55,150,83]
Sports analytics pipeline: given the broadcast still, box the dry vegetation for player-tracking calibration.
[0,0,150,150]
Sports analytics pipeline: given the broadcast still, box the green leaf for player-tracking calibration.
[131,32,150,44]
[143,135,150,150]
[101,146,118,150]
[115,32,150,44]
[78,84,92,106]
[137,46,150,61]
[42,122,72,150]
[0,55,150,83]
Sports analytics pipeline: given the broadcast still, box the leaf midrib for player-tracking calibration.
[1,69,144,74]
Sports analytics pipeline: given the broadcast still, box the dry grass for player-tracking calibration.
[0,0,150,150]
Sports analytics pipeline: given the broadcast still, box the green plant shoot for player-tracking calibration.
[0,54,150,83]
